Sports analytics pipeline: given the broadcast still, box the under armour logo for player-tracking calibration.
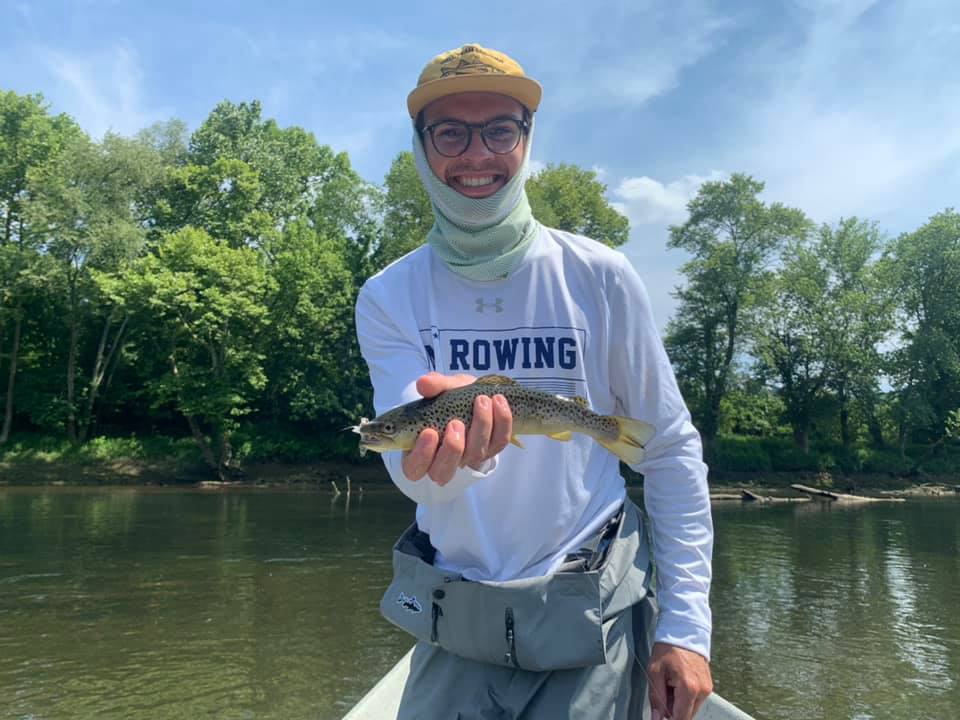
[476,297,504,313]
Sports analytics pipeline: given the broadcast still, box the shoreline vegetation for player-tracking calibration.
[2,92,958,486]
[1,432,957,498]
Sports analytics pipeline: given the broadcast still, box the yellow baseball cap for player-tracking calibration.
[407,43,543,118]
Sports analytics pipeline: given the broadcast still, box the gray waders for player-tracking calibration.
[381,499,656,719]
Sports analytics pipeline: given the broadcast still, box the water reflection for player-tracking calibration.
[884,526,953,692]
[710,498,960,720]
[0,487,957,720]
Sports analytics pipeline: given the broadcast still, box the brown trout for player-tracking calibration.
[351,375,656,465]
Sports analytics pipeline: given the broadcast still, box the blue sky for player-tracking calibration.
[3,0,959,329]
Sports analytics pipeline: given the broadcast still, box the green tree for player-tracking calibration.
[0,92,79,442]
[751,241,832,453]
[751,219,894,455]
[188,100,325,225]
[262,220,364,425]
[884,209,960,452]
[374,151,432,271]
[25,131,163,443]
[150,100,378,441]
[307,148,381,282]
[665,173,810,445]
[526,163,629,247]
[117,227,271,478]
[718,382,787,437]
[154,100,332,251]
[815,218,893,452]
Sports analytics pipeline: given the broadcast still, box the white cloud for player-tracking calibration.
[728,0,960,226]
[613,171,726,226]
[611,0,960,330]
[38,42,169,139]
[605,170,726,332]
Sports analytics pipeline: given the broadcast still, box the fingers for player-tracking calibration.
[405,376,512,483]
[647,657,672,720]
[488,394,513,456]
[428,420,465,486]
[647,643,713,720]
[416,372,475,398]
[691,688,711,719]
[401,428,440,481]
[672,683,695,720]
[461,395,492,469]
[403,423,467,485]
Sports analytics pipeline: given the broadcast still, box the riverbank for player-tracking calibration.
[0,457,383,487]
[2,455,957,498]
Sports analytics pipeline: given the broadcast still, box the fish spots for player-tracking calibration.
[360,379,637,456]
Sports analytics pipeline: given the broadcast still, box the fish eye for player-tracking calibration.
[383,422,395,433]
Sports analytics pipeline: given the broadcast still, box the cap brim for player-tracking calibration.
[407,75,542,118]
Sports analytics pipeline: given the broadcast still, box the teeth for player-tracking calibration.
[460,176,496,187]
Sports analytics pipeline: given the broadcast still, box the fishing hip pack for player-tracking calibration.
[379,499,652,672]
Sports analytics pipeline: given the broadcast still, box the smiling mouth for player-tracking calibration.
[449,174,506,194]
[459,175,498,187]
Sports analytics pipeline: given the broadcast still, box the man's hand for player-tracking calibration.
[647,642,713,720]
[400,372,513,486]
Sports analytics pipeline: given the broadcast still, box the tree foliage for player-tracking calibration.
[665,173,810,445]
[1,88,956,477]
[526,163,629,247]
[116,227,271,477]
[374,151,432,271]
[750,218,893,454]
[884,209,960,448]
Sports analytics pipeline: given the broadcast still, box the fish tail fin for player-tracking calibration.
[597,416,656,465]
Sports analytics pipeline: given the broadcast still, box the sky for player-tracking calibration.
[3,0,959,329]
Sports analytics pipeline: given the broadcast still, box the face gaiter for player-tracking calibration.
[413,118,539,282]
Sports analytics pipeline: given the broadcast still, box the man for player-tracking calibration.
[356,43,713,720]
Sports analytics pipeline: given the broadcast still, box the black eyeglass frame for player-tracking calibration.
[420,116,530,158]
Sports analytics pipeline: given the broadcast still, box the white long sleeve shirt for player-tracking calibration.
[355,226,714,658]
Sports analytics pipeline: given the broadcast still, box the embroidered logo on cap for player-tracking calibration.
[439,46,507,77]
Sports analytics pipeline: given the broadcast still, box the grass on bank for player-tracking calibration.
[0,426,367,474]
[2,430,958,483]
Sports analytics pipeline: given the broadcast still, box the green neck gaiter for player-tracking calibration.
[413,121,539,282]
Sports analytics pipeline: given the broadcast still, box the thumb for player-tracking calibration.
[416,372,475,398]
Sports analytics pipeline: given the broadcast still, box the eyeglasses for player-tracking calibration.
[421,117,529,158]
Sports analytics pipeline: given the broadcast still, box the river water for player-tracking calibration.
[0,485,957,720]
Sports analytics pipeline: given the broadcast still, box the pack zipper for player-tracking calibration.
[504,607,519,667]
[431,602,443,643]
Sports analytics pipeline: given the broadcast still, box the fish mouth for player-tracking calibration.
[357,433,393,456]
[344,418,404,457]
[347,419,396,457]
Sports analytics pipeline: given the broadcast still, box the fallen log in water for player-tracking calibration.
[709,490,810,503]
[789,484,905,503]
[740,489,810,503]
[710,493,745,502]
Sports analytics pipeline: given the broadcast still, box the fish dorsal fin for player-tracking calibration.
[475,374,517,385]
